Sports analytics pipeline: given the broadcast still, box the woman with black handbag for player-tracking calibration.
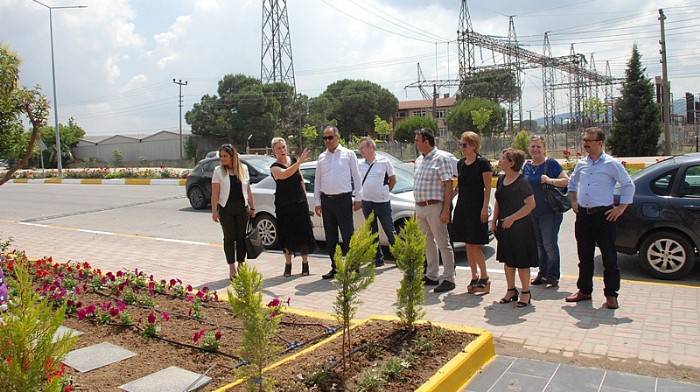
[522,136,569,288]
[211,144,256,279]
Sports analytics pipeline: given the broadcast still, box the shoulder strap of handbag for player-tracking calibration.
[362,161,376,185]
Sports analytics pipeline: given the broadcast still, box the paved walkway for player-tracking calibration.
[2,219,699,374]
[463,356,700,392]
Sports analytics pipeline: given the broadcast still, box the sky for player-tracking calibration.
[1,0,698,137]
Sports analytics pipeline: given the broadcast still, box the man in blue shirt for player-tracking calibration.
[565,128,635,310]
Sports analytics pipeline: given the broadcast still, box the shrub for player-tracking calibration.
[390,218,426,328]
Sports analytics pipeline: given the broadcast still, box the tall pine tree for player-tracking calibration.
[608,45,661,156]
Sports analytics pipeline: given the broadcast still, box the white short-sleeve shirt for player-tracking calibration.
[359,157,395,203]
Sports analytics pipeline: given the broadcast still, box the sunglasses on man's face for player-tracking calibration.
[322,135,335,141]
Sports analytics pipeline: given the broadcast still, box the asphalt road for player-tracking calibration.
[1,183,698,284]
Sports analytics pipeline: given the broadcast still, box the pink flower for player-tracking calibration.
[267,298,281,308]
[115,300,126,311]
[116,271,124,278]
[193,329,205,343]
[147,312,156,325]
[161,312,170,322]
[186,285,193,292]
[99,302,111,312]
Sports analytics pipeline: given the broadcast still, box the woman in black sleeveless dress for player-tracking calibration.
[491,148,538,308]
[270,137,316,277]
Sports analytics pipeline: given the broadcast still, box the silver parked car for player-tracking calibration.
[251,160,492,249]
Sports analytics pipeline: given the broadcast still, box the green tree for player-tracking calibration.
[0,44,50,186]
[373,115,392,140]
[0,259,77,391]
[512,130,531,158]
[446,98,505,137]
[390,218,426,329]
[459,68,520,103]
[39,117,85,166]
[333,216,378,372]
[300,124,318,147]
[314,79,398,139]
[470,107,493,134]
[393,116,437,143]
[608,46,661,156]
[583,97,606,125]
[185,74,296,149]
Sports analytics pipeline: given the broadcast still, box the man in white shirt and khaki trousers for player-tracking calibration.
[358,137,397,267]
[314,126,363,279]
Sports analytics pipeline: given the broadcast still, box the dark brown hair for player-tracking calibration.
[502,148,526,172]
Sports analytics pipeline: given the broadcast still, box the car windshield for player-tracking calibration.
[391,164,414,194]
[243,155,274,175]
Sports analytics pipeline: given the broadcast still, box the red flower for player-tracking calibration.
[267,298,281,308]
[64,385,73,392]
[193,329,206,343]
[82,262,91,269]
[169,279,176,287]
[215,330,222,340]
[186,285,193,292]
[109,307,119,317]
[147,312,156,325]
[161,311,170,322]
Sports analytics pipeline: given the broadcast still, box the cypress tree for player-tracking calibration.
[608,45,661,156]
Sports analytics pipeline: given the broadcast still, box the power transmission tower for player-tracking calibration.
[458,0,476,84]
[604,60,614,124]
[261,0,296,91]
[659,8,672,155]
[542,32,557,146]
[506,16,523,133]
[172,78,188,161]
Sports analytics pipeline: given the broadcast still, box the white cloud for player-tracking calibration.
[104,56,121,83]
[120,74,148,93]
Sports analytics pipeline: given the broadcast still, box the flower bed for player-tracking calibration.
[7,167,190,180]
[0,252,338,391]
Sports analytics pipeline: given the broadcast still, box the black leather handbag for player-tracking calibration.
[245,221,264,259]
[542,159,571,214]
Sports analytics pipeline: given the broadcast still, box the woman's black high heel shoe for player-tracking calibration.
[283,263,292,277]
[499,288,519,304]
[517,290,532,307]
[301,262,310,276]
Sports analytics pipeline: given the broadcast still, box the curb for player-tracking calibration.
[10,178,186,186]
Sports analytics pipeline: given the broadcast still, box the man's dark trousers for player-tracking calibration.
[321,193,354,270]
[574,207,620,297]
[361,200,395,263]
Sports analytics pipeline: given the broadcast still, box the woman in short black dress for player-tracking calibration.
[452,131,492,294]
[491,148,538,307]
[270,137,316,277]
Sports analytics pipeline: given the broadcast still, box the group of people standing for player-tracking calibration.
[210,125,634,310]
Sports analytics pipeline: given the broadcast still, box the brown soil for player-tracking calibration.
[62,290,338,391]
[230,320,476,392]
[495,338,700,385]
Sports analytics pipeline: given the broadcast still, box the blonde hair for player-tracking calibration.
[271,137,286,149]
[359,137,376,149]
[219,144,248,181]
[460,131,481,152]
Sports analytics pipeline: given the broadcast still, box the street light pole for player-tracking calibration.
[32,0,86,178]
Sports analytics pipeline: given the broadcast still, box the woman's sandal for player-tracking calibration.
[499,288,519,303]
[467,277,479,294]
[474,277,491,294]
[283,263,292,277]
[517,290,532,308]
[301,262,310,276]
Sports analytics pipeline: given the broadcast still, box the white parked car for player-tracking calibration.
[251,160,492,249]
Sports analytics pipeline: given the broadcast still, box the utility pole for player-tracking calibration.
[527,110,532,130]
[173,79,188,161]
[659,9,672,155]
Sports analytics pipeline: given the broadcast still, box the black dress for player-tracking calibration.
[271,159,316,255]
[494,174,539,268]
[452,155,491,244]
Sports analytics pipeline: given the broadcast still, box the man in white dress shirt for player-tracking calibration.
[314,126,363,279]
[358,137,396,267]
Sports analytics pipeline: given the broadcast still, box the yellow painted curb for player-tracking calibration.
[491,177,497,188]
[624,162,646,169]
[178,178,187,186]
[13,178,28,183]
[213,310,495,392]
[44,178,62,184]
[125,178,151,185]
[80,178,103,184]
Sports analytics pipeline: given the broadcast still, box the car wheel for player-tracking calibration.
[255,213,280,249]
[188,186,208,210]
[639,230,696,280]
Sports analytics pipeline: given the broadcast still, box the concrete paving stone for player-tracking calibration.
[489,371,549,392]
[544,364,604,392]
[52,325,84,343]
[656,378,700,392]
[63,342,136,373]
[119,366,211,392]
[462,356,515,392]
[508,358,558,379]
[602,371,656,392]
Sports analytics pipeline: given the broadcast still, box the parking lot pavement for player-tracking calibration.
[2,217,700,376]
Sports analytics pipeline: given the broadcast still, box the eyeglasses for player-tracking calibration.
[581,138,601,142]
[322,135,335,141]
